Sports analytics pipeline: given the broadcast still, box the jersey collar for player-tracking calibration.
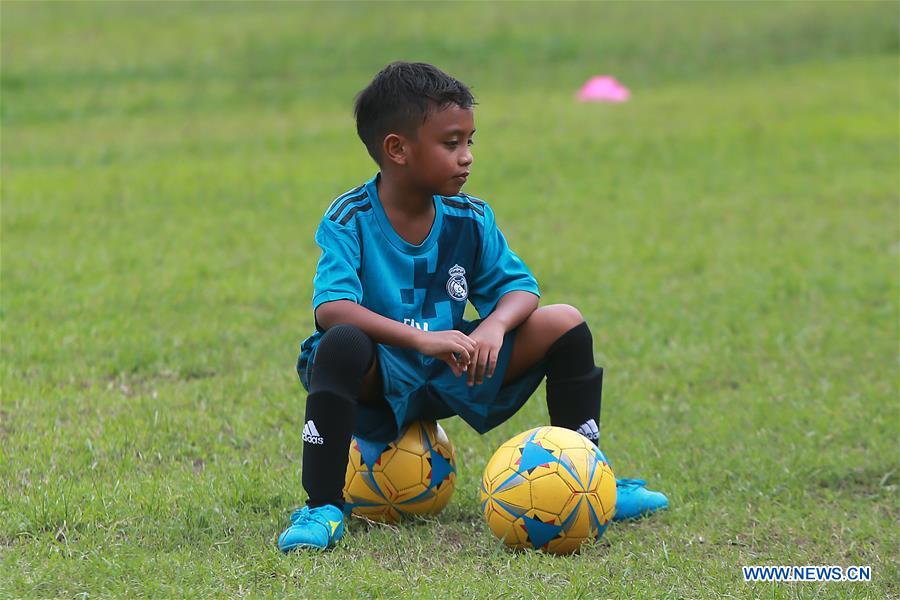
[366,173,443,256]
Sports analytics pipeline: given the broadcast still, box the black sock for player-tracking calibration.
[300,324,375,509]
[302,390,357,509]
[545,321,603,446]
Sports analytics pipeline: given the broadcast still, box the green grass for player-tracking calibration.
[2,1,898,597]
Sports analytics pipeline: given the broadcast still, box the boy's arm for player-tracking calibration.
[316,300,477,373]
[481,290,539,333]
[467,290,538,387]
[316,300,424,349]
[465,290,538,386]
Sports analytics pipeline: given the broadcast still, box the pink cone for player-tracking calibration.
[577,76,630,103]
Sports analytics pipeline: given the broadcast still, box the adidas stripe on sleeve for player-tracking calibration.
[311,217,363,312]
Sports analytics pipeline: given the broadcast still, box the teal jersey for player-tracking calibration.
[302,172,539,344]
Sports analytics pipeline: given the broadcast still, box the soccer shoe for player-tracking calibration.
[277,504,345,552]
[613,478,669,521]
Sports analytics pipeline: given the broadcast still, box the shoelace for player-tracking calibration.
[616,478,647,489]
[290,506,338,529]
[289,507,311,523]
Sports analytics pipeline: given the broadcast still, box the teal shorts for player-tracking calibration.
[297,319,547,443]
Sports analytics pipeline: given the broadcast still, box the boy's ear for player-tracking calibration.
[382,133,408,166]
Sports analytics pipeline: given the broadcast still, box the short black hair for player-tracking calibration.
[354,62,476,165]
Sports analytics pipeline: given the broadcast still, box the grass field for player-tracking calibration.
[2,2,898,597]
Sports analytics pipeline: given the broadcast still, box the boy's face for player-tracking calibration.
[404,103,475,197]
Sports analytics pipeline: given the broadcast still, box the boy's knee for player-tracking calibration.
[531,304,585,334]
[553,304,585,330]
[312,324,375,388]
[545,319,595,381]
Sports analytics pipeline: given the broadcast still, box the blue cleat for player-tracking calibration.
[277,504,345,552]
[613,478,669,521]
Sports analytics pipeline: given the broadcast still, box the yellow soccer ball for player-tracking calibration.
[480,426,616,554]
[344,420,457,523]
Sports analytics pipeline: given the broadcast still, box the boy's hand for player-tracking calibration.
[415,330,477,378]
[466,320,506,387]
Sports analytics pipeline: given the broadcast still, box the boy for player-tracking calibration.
[279,62,667,552]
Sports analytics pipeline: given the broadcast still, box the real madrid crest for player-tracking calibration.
[446,264,468,301]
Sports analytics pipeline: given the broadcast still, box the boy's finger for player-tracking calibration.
[467,348,479,386]
[455,347,471,364]
[448,357,462,377]
[487,349,498,378]
[475,352,487,384]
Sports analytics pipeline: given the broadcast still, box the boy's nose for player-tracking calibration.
[460,148,473,167]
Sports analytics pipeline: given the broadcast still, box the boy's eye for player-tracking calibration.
[445,139,474,148]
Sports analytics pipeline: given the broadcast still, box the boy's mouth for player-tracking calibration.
[453,172,469,182]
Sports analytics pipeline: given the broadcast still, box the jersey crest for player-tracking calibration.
[446,264,468,302]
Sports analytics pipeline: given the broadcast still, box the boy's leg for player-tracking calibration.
[302,324,380,508]
[280,323,383,551]
[502,304,668,521]
[502,304,601,438]
[501,304,584,384]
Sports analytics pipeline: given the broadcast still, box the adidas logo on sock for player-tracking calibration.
[576,418,600,441]
[302,420,324,445]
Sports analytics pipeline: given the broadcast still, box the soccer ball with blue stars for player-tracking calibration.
[343,420,457,523]
[481,426,616,554]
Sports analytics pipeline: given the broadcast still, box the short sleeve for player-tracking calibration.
[311,217,363,315]
[469,203,540,317]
